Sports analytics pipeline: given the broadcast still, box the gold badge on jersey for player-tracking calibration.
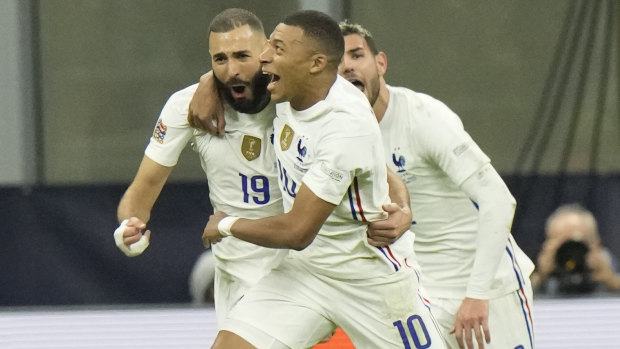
[241,135,261,161]
[280,124,294,151]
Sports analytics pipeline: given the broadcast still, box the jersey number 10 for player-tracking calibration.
[393,315,431,349]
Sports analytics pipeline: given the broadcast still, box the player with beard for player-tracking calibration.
[114,8,289,327]
[338,21,535,349]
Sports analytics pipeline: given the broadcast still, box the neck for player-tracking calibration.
[290,73,337,111]
[372,77,389,123]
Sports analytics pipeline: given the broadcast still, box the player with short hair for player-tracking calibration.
[338,21,535,349]
[202,10,446,349]
[115,8,287,327]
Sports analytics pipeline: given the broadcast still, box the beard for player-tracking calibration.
[214,71,271,114]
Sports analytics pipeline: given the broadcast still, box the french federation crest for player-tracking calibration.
[280,124,294,151]
[241,135,261,161]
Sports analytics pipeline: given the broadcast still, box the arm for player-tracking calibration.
[115,156,173,255]
[188,71,225,135]
[366,167,412,247]
[202,184,335,251]
[451,163,516,349]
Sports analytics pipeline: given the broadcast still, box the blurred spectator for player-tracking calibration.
[189,251,216,305]
[532,203,620,295]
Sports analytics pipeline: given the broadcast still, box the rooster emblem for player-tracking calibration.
[392,153,406,173]
[296,139,307,162]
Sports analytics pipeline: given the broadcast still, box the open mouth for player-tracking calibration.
[349,79,365,92]
[265,72,281,91]
[231,85,247,99]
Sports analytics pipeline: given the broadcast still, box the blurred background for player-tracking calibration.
[1,0,619,310]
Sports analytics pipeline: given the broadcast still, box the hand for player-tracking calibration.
[113,217,151,257]
[587,248,620,291]
[367,203,412,247]
[450,297,490,349]
[188,71,225,135]
[202,211,229,248]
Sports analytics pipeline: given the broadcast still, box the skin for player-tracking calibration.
[339,33,491,349]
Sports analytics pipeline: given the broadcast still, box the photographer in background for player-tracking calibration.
[532,204,620,295]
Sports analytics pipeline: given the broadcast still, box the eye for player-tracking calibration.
[213,56,227,64]
[275,44,283,54]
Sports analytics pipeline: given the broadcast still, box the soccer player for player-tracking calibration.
[202,10,446,349]
[114,8,288,327]
[337,21,535,349]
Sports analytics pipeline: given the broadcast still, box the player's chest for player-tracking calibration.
[381,128,437,185]
[196,128,276,169]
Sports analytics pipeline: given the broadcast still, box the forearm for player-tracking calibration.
[117,156,171,223]
[229,213,317,250]
[117,184,160,223]
[225,184,334,250]
[461,164,516,299]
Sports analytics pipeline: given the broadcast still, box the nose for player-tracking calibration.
[259,42,273,64]
[227,59,241,78]
[338,55,353,75]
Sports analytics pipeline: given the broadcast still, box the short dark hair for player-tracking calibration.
[209,8,264,34]
[339,20,379,55]
[283,10,344,69]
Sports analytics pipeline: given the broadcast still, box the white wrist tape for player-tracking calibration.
[114,219,150,257]
[217,216,240,237]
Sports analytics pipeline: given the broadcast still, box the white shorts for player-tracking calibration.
[213,267,255,328]
[431,280,534,349]
[213,251,288,328]
[221,258,446,349]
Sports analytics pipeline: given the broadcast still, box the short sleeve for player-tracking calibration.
[302,135,373,205]
[144,88,196,167]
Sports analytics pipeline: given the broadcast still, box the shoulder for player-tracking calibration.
[387,85,451,112]
[387,85,463,128]
[329,77,376,125]
[165,83,198,109]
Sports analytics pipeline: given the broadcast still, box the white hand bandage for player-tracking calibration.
[217,216,240,237]
[114,219,150,257]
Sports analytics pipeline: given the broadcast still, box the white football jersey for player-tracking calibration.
[380,85,534,298]
[272,76,415,280]
[145,84,286,284]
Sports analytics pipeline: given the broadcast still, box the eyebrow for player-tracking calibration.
[346,47,365,54]
[271,38,285,46]
[213,49,251,58]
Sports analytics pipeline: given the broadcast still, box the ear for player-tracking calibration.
[375,51,387,76]
[309,53,328,74]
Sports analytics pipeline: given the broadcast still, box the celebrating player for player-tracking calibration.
[202,10,446,349]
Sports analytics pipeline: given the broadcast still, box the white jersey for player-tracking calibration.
[272,76,415,280]
[145,84,286,285]
[380,85,534,299]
